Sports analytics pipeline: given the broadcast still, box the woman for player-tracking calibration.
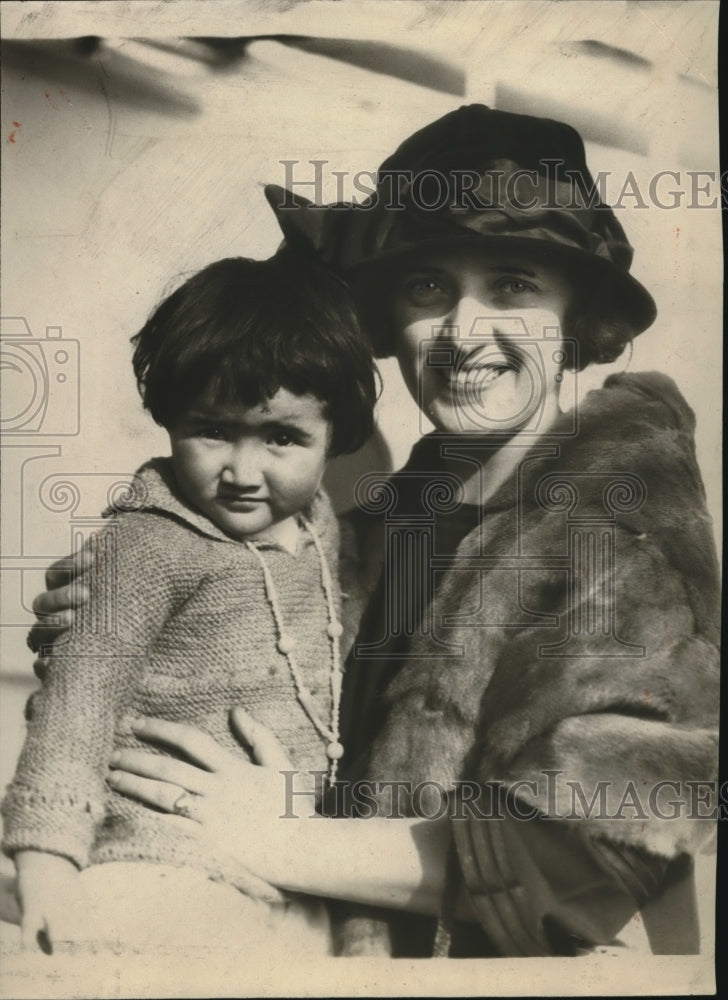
[28,105,720,957]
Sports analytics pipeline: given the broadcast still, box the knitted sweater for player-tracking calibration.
[2,459,343,898]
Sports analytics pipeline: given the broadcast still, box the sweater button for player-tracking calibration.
[277,635,297,654]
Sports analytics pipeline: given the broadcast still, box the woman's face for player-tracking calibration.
[389,245,574,436]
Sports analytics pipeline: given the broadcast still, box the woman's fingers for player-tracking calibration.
[44,547,95,591]
[32,582,90,616]
[27,549,95,653]
[129,717,240,772]
[27,583,91,654]
[230,706,293,768]
[106,769,203,821]
[32,656,51,681]
[27,609,78,656]
[108,748,211,795]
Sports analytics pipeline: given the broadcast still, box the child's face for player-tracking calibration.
[169,388,331,542]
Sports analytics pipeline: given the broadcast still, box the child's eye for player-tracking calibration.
[196,425,227,441]
[269,430,295,447]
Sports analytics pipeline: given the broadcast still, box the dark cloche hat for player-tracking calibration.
[265,104,656,349]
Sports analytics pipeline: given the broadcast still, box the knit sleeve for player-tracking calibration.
[1,513,193,868]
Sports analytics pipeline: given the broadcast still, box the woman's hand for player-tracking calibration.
[106,709,315,887]
[27,548,93,674]
[107,710,451,914]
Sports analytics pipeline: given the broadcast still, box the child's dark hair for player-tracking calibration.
[131,248,378,456]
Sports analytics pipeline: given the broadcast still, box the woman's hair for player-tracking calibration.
[561,294,635,371]
[131,248,379,456]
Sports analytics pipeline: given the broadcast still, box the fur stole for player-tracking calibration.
[338,371,720,955]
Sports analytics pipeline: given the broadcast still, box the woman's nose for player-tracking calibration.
[445,294,495,341]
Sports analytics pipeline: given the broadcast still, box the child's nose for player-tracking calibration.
[222,444,264,488]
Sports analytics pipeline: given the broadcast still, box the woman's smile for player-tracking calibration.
[390,246,572,435]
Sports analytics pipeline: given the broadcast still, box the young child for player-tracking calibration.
[1,248,377,956]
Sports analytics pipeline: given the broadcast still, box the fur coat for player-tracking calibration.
[337,371,720,956]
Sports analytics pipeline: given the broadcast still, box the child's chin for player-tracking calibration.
[221,513,270,540]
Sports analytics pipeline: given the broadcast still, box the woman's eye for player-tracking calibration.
[270,431,294,447]
[410,278,440,292]
[497,277,537,295]
[481,364,514,383]
[404,277,447,304]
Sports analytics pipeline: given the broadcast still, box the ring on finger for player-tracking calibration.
[172,790,201,822]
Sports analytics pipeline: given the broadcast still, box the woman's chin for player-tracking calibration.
[428,393,534,435]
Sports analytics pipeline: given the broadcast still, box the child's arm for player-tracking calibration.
[4,537,147,867]
[3,514,191,946]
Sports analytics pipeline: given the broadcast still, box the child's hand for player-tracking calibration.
[16,850,97,953]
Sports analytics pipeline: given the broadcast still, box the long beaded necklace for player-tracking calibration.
[245,516,345,783]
